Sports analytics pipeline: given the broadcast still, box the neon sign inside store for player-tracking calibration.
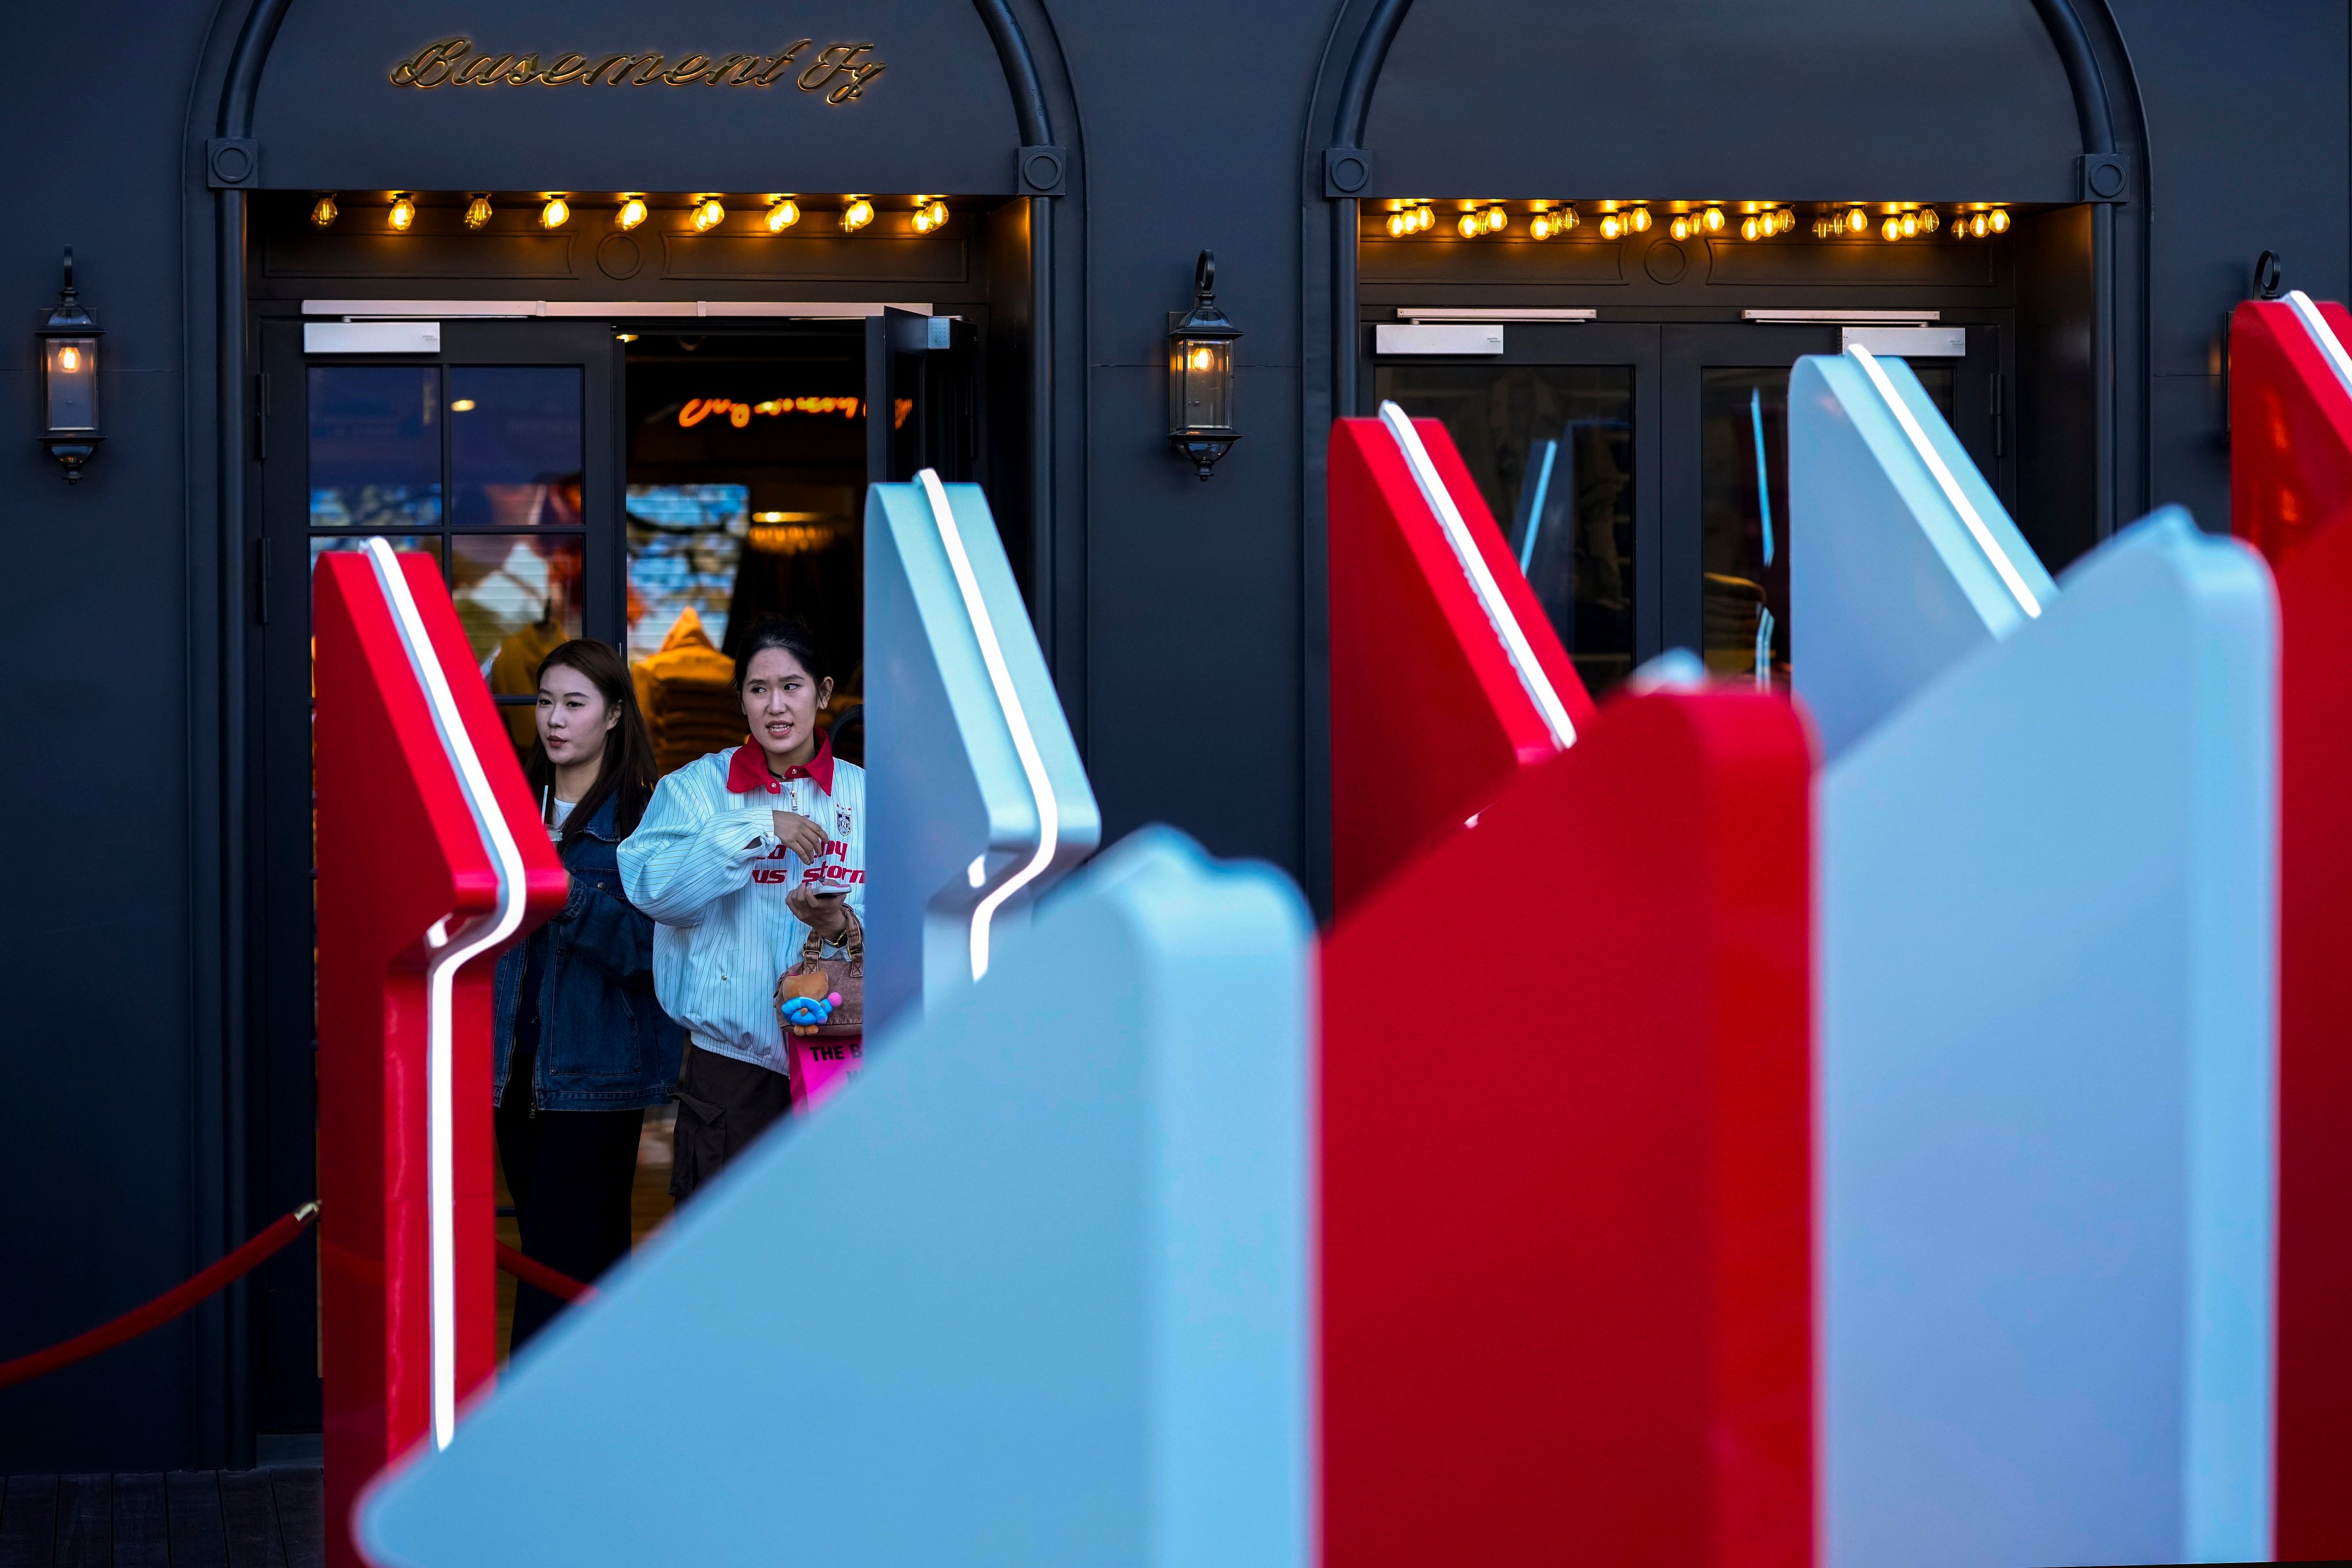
[678,396,863,428]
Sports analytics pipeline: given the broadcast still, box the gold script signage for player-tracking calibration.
[389,38,886,103]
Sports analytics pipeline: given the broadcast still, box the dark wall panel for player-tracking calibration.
[1058,0,1333,875]
[2106,0,2347,532]
[0,0,220,1470]
[253,0,1022,195]
[1364,0,2081,202]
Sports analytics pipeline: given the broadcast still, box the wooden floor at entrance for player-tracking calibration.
[0,1470,322,1568]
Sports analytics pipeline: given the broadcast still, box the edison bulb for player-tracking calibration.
[1558,206,1577,231]
[1457,211,1482,238]
[1418,205,1436,231]
[1629,206,1652,232]
[692,198,726,232]
[1882,215,1902,241]
[1740,215,1760,241]
[1920,206,1940,233]
[1670,214,1692,240]
[843,197,875,231]
[309,194,338,228]
[1847,206,1869,234]
[925,199,948,229]
[58,345,80,374]
[1488,206,1509,233]
[1599,213,1623,240]
[1971,211,1989,238]
[616,196,648,230]
[388,194,416,231]
[1899,211,1917,237]
[463,194,493,230]
[1988,207,2010,233]
[1702,206,1725,233]
[1187,345,1216,373]
[765,198,800,233]
[1387,211,1408,238]
[539,196,570,229]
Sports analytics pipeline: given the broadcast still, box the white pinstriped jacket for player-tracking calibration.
[617,737,867,1076]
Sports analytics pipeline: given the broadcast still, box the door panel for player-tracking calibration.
[866,310,980,486]
[248,317,622,1433]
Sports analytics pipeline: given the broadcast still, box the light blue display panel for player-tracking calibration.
[1789,348,2057,761]
[864,473,1099,1034]
[361,827,1310,1568]
[1821,509,2277,1567]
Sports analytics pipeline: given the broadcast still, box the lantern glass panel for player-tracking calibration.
[45,337,98,431]
[1172,338,1233,431]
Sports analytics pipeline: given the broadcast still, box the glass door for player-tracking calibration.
[1659,324,2003,687]
[1369,324,1661,697]
[246,317,622,1431]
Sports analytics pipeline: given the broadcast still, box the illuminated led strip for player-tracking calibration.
[360,538,528,1452]
[1378,401,1578,749]
[2284,289,2352,402]
[917,469,1058,981]
[1849,346,2043,619]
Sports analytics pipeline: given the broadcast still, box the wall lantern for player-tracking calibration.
[37,248,102,483]
[1167,249,1241,480]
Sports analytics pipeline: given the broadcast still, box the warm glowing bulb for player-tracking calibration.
[843,197,874,231]
[1457,211,1481,238]
[1487,205,1509,233]
[1988,207,2010,233]
[388,194,416,231]
[1971,211,1989,238]
[1697,206,1720,233]
[1898,211,1916,237]
[1187,345,1216,372]
[913,208,933,233]
[57,345,80,373]
[1387,211,1408,238]
[1670,215,1691,240]
[463,194,493,230]
[1599,213,1623,240]
[1780,207,1797,233]
[1630,207,1652,232]
[616,196,648,230]
[310,194,338,228]
[1559,206,1578,231]
[540,196,569,229]
[692,198,726,232]
[1847,206,1868,234]
[925,199,949,229]
[1530,213,1552,241]
[1418,205,1435,231]
[1882,215,1902,241]
[1920,206,1940,233]
[1740,215,1760,241]
[766,198,801,233]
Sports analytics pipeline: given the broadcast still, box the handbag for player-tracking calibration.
[776,910,865,1111]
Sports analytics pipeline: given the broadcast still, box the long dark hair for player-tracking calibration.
[523,639,659,848]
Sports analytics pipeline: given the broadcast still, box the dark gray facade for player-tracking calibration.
[0,0,2342,1472]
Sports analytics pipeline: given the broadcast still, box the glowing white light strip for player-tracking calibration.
[1378,401,1578,748]
[360,538,529,1451]
[2284,289,2352,403]
[917,470,1058,981]
[1849,346,2042,620]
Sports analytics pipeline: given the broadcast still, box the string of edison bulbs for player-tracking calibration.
[311,191,949,236]
[1382,199,2015,242]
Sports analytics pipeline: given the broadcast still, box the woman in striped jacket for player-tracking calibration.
[619,618,866,1200]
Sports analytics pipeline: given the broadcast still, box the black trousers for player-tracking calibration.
[670,1043,792,1204]
[495,1067,646,1353]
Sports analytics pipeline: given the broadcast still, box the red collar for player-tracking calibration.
[725,727,836,797]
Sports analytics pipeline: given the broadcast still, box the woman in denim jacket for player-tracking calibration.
[493,639,682,1349]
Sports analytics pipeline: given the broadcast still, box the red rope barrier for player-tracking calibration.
[496,1242,596,1304]
[0,1202,320,1391]
[0,1204,598,1393]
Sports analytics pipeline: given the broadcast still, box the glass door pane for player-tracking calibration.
[1376,363,1638,694]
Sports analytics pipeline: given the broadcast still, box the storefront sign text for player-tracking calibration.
[389,38,886,103]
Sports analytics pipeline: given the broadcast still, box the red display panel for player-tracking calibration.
[1327,414,1594,916]
[2229,296,2352,1560]
[314,550,565,1568]
[1320,688,1813,1568]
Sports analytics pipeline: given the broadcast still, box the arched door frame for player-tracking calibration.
[1293,0,2150,912]
[177,0,1086,1463]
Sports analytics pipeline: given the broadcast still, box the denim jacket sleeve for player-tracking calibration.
[558,875,658,983]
